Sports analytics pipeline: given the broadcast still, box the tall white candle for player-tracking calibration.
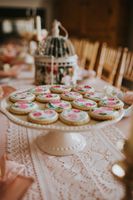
[36,16,41,41]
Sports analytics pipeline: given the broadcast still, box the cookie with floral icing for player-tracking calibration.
[46,100,71,113]
[61,91,82,101]
[9,101,38,115]
[89,107,119,120]
[28,109,58,125]
[72,98,97,111]
[84,92,105,103]
[36,93,60,103]
[9,92,35,102]
[60,109,90,125]
[73,85,94,94]
[28,86,50,95]
[50,85,71,94]
[98,97,124,110]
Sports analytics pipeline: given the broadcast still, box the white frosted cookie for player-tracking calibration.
[60,109,90,125]
[73,85,94,94]
[36,93,60,103]
[99,97,124,110]
[61,91,82,101]
[46,100,71,113]
[50,85,71,94]
[28,109,58,125]
[9,92,35,102]
[72,98,97,111]
[89,107,119,120]
[9,101,38,115]
[84,92,105,102]
[28,86,50,95]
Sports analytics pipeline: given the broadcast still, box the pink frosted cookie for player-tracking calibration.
[61,91,82,101]
[9,91,35,102]
[89,107,119,120]
[36,93,60,103]
[60,109,90,125]
[28,109,58,125]
[72,98,97,111]
[73,85,94,94]
[9,101,38,115]
[46,100,71,113]
[99,97,124,110]
[84,92,105,102]
[50,85,71,94]
[28,86,50,95]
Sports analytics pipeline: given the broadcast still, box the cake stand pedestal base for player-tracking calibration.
[36,131,86,156]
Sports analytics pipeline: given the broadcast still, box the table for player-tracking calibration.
[0,73,131,200]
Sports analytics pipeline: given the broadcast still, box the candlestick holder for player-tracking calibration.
[112,139,133,200]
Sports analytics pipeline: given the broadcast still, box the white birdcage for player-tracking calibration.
[35,20,79,85]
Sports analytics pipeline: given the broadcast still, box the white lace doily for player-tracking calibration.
[7,122,126,200]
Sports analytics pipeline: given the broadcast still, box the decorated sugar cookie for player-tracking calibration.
[46,100,71,112]
[99,97,124,110]
[60,109,90,125]
[9,92,35,102]
[84,92,105,102]
[36,93,60,103]
[73,85,94,94]
[61,91,82,101]
[28,86,50,95]
[28,109,58,125]
[9,101,38,115]
[72,98,97,111]
[89,107,119,120]
[50,85,71,94]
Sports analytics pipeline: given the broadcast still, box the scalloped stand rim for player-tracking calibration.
[36,131,86,156]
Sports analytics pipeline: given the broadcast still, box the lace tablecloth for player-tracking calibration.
[0,74,129,199]
[6,121,126,200]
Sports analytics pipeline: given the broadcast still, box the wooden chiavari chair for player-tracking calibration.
[96,43,122,85]
[115,48,133,90]
[83,41,100,70]
[71,38,83,59]
[71,38,99,70]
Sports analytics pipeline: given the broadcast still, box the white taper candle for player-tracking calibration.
[36,16,41,41]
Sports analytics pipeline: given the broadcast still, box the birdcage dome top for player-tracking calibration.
[36,20,76,58]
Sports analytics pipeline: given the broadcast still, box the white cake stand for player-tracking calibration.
[0,95,124,156]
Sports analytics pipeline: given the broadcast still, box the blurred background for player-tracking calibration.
[0,0,132,91]
[0,0,132,48]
